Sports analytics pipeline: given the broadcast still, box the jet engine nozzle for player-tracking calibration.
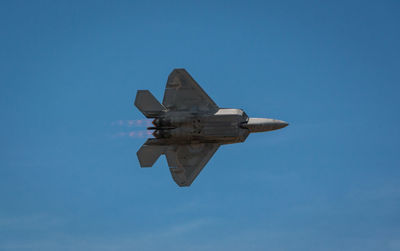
[152,129,171,139]
[242,118,288,133]
[152,118,172,127]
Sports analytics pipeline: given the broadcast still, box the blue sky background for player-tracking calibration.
[1,1,399,250]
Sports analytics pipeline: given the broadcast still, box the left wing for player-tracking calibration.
[162,69,219,112]
[165,143,220,186]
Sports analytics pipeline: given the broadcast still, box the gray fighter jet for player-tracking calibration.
[135,69,288,187]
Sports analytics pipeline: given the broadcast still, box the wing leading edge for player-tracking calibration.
[165,143,220,186]
[162,69,219,112]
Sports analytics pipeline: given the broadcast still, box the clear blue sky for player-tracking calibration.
[1,1,399,250]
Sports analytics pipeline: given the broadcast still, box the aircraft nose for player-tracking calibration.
[276,120,289,129]
[243,118,289,133]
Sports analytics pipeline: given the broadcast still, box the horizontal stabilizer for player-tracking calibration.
[137,141,167,167]
[134,90,166,118]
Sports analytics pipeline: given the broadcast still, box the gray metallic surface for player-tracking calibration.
[134,90,166,118]
[163,69,219,113]
[135,69,288,187]
[242,118,289,133]
[166,143,220,186]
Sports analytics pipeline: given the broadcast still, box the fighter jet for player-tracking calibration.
[134,69,288,187]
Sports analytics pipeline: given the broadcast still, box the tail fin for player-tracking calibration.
[137,139,167,167]
[134,90,166,118]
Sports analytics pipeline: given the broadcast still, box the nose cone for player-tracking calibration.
[242,118,289,133]
[274,119,289,129]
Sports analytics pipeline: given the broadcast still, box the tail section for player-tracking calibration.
[137,139,167,167]
[134,90,166,118]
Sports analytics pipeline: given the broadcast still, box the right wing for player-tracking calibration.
[165,143,220,187]
[162,69,219,112]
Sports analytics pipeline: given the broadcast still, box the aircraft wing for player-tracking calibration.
[162,69,219,112]
[165,143,220,186]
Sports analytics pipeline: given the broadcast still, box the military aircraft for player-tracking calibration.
[134,69,288,187]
